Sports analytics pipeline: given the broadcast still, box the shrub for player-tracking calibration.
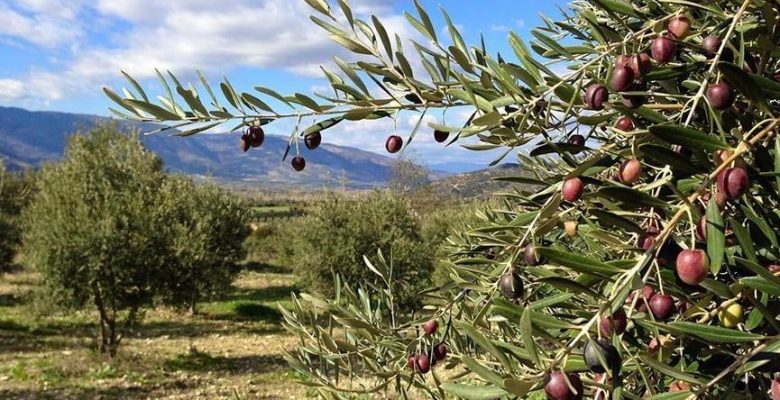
[287,191,432,308]
[0,162,32,271]
[156,177,250,313]
[421,201,489,286]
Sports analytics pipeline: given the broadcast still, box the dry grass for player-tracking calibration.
[0,270,308,399]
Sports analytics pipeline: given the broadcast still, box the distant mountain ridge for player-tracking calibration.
[0,106,446,189]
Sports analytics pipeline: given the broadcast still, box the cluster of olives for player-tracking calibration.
[407,319,448,374]
[583,15,736,117]
[384,129,449,155]
[239,125,323,172]
[539,14,774,400]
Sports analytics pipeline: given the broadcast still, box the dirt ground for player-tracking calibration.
[0,269,308,399]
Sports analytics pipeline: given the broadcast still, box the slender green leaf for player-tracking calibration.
[440,383,509,400]
[648,124,729,151]
[669,321,765,343]
[124,99,182,120]
[706,197,726,274]
[461,356,504,386]
[536,248,620,275]
[718,62,772,114]
[639,355,707,384]
[455,321,513,371]
[520,308,540,367]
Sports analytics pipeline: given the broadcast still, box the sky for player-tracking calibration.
[0,0,569,167]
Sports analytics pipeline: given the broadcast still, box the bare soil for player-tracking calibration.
[0,270,307,399]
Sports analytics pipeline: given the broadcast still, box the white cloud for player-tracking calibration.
[0,1,84,47]
[491,19,525,33]
[3,0,405,101]
[0,79,25,101]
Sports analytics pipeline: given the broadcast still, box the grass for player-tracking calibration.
[0,270,304,399]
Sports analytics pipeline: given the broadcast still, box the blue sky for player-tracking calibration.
[0,0,568,166]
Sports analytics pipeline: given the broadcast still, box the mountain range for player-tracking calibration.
[0,106,460,189]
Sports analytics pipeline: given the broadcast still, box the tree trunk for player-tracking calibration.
[91,280,112,357]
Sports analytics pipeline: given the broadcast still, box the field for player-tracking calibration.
[0,266,306,399]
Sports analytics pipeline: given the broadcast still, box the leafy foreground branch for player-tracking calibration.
[105,0,780,398]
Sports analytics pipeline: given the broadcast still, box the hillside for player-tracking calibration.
[0,106,427,189]
[425,163,534,200]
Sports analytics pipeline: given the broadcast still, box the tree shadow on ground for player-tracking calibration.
[0,293,24,307]
[241,261,292,275]
[164,350,287,375]
[0,379,201,400]
[222,284,298,303]
[128,319,284,339]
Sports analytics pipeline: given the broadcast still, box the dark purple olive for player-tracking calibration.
[433,130,449,143]
[568,134,585,147]
[433,343,447,363]
[668,16,691,40]
[630,53,652,78]
[585,84,609,110]
[651,36,677,63]
[584,338,621,374]
[423,320,439,336]
[599,308,628,336]
[615,116,634,131]
[416,354,430,373]
[676,250,709,285]
[523,245,541,266]
[291,156,306,172]
[304,131,322,150]
[499,272,523,300]
[716,167,749,199]
[621,84,644,109]
[702,35,722,58]
[248,126,265,148]
[649,294,675,320]
[385,135,403,153]
[562,177,584,202]
[706,82,735,110]
[240,134,251,152]
[611,65,634,92]
[545,372,583,400]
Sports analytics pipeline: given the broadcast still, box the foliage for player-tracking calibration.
[22,124,167,357]
[285,191,433,309]
[420,201,490,286]
[108,0,780,398]
[0,162,32,271]
[22,124,250,356]
[155,176,251,312]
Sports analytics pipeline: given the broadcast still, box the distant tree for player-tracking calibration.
[0,162,31,271]
[22,125,250,357]
[287,191,433,309]
[23,125,167,357]
[157,176,250,314]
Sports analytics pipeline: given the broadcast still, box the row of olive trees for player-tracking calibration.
[21,124,250,357]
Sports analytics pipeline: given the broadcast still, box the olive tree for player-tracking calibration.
[156,176,250,314]
[23,125,250,357]
[107,0,780,398]
[23,124,168,357]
